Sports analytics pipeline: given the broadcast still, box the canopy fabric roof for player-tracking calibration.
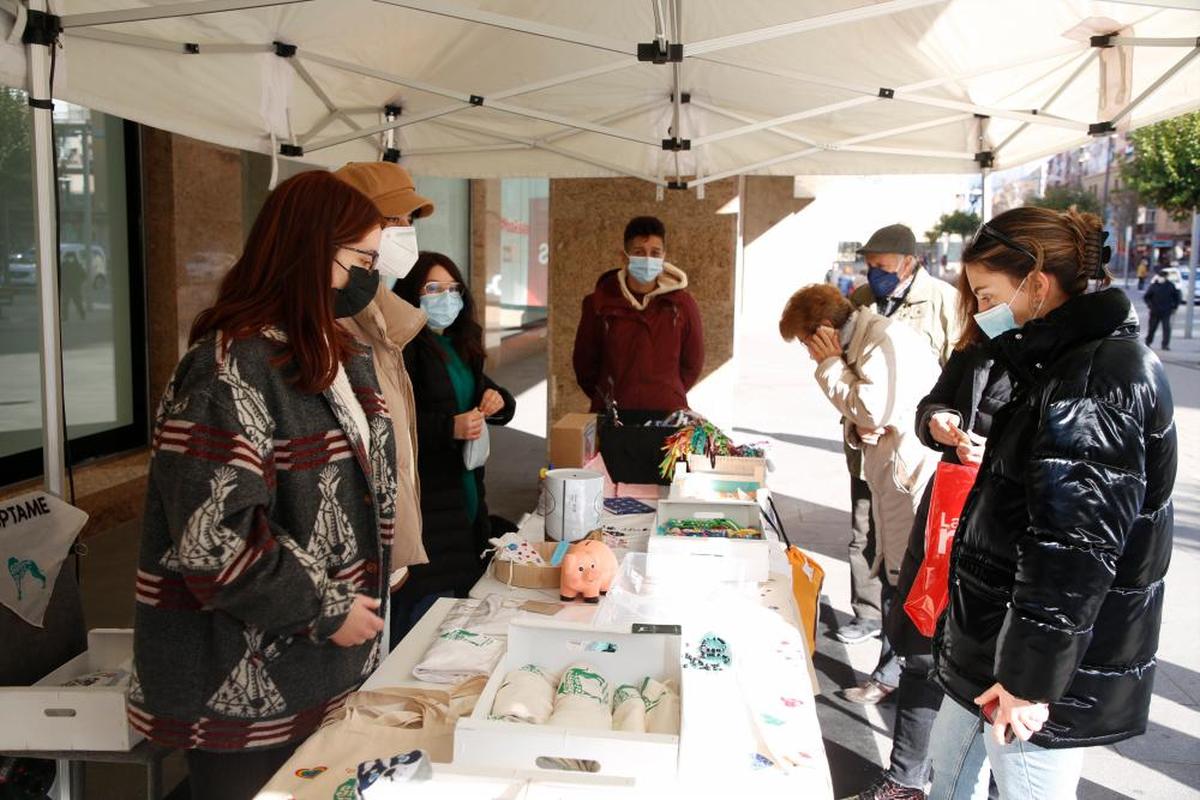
[3,0,1199,186]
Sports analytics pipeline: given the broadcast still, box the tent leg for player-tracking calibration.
[1186,209,1198,340]
[26,0,67,497]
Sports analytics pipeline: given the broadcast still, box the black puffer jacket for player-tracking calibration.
[400,334,515,600]
[933,288,1177,748]
[885,345,1012,657]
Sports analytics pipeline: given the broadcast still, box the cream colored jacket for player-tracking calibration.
[338,282,429,573]
[815,308,942,581]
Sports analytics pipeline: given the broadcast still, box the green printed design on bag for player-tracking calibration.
[438,628,495,647]
[557,666,609,704]
[613,684,641,706]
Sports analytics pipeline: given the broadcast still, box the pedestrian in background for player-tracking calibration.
[1143,266,1183,351]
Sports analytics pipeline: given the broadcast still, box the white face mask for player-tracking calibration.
[377,225,419,281]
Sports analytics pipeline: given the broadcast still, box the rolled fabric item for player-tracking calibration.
[641,677,680,735]
[548,663,612,730]
[612,684,647,733]
[490,664,556,725]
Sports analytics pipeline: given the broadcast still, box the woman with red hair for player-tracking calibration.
[131,171,394,800]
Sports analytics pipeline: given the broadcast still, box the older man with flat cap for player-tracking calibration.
[333,162,435,647]
[839,223,959,704]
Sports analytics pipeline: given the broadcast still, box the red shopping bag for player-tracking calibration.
[904,462,979,636]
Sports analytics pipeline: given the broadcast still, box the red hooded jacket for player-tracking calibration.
[572,264,704,413]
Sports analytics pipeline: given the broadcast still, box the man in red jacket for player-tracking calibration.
[572,216,704,413]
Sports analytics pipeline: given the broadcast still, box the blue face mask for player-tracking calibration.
[627,255,664,284]
[420,290,464,330]
[867,266,901,300]
[973,275,1030,339]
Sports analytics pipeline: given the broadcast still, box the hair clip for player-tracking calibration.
[1094,230,1112,279]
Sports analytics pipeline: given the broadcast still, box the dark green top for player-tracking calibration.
[434,333,479,523]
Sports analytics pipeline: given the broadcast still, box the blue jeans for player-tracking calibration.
[929,694,1086,800]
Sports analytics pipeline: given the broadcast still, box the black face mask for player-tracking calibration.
[333,263,380,319]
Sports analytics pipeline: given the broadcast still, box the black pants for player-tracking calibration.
[885,654,943,789]
[186,742,298,800]
[389,588,455,650]
[869,579,903,689]
[1146,311,1173,348]
[848,476,882,621]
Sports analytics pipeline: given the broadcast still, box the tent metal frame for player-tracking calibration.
[18,0,1200,494]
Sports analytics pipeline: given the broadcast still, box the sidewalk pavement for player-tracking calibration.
[718,291,1200,799]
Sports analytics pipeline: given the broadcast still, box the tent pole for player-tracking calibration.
[1108,45,1200,127]
[1186,209,1198,340]
[374,0,633,56]
[430,118,668,186]
[290,58,362,135]
[686,0,947,57]
[61,0,311,29]
[993,50,1099,156]
[693,112,981,187]
[25,0,66,496]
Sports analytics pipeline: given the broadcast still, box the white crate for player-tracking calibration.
[0,629,143,751]
[454,619,681,783]
[648,500,771,583]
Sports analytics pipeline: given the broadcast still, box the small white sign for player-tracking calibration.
[0,491,88,627]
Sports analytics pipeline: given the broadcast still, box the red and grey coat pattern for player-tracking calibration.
[130,329,396,751]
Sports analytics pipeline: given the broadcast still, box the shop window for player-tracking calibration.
[0,90,147,484]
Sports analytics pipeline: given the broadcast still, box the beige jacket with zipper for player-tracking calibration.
[815,308,942,582]
[338,282,429,573]
[845,267,960,479]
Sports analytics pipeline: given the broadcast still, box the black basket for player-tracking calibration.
[598,410,683,486]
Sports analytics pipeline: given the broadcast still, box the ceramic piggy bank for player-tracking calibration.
[559,539,619,603]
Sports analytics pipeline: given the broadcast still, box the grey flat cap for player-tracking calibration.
[857,223,917,257]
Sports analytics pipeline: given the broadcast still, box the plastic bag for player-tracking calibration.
[463,423,490,470]
[903,462,979,636]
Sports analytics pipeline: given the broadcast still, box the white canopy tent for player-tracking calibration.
[2,0,1198,493]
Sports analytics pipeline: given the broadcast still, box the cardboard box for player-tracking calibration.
[455,619,681,783]
[492,541,563,589]
[550,413,598,469]
[0,629,143,751]
[649,499,771,583]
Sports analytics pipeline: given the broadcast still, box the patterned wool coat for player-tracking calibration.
[129,329,396,750]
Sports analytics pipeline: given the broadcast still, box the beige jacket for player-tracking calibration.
[845,267,960,478]
[338,282,428,571]
[815,308,942,581]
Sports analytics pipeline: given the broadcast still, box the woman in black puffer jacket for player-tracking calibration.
[928,207,1176,800]
[390,252,515,645]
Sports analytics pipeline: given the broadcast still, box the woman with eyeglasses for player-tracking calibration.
[131,171,393,800]
[389,251,515,643]
[928,207,1177,799]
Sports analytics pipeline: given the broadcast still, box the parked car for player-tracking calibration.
[3,244,108,290]
[5,248,37,286]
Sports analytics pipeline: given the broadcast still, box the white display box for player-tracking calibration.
[454,619,681,783]
[648,500,771,583]
[0,629,143,751]
[669,471,765,503]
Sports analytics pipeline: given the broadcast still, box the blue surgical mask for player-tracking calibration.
[627,255,664,284]
[867,266,901,300]
[420,290,463,330]
[973,275,1030,339]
